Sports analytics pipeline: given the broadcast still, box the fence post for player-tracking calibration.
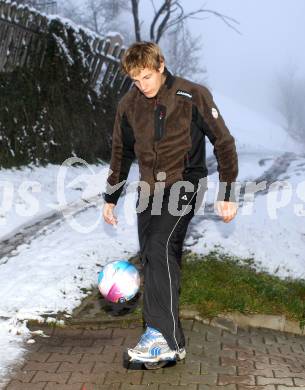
[0,1,132,95]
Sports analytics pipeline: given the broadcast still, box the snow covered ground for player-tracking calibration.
[0,93,304,386]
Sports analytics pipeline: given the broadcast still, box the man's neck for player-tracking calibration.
[161,72,166,85]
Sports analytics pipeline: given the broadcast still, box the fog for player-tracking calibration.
[60,0,305,125]
[139,0,305,124]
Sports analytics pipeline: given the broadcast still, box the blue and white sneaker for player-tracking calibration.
[127,326,186,363]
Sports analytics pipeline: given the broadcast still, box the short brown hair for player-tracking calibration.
[121,41,165,77]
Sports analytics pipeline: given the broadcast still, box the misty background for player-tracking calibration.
[58,0,305,142]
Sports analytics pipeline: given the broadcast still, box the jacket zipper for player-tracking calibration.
[152,97,158,179]
[154,97,166,141]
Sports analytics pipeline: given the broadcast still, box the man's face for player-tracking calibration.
[129,62,165,98]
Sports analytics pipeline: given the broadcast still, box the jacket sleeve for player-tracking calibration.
[103,101,136,205]
[195,85,238,202]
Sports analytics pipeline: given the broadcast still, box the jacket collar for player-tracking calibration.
[164,66,175,88]
[157,66,175,98]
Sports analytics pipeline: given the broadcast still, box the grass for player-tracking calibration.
[180,250,305,330]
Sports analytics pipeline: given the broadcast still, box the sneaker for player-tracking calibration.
[127,326,186,363]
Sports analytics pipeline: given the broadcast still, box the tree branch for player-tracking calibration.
[164,7,241,35]
[150,0,171,42]
[131,0,141,41]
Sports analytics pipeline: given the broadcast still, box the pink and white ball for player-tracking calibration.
[98,260,140,303]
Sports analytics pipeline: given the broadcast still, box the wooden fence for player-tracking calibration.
[0,1,132,96]
[14,0,58,15]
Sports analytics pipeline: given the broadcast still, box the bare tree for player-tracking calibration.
[59,0,129,35]
[58,0,240,80]
[128,0,240,80]
[162,20,207,82]
[275,66,305,144]
[131,0,241,43]
[13,0,57,14]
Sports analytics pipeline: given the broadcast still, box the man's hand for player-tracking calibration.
[103,203,118,226]
[215,200,238,223]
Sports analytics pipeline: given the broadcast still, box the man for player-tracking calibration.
[103,41,238,364]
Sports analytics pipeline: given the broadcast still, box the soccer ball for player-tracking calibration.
[97,260,140,303]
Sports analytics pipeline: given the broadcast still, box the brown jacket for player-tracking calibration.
[103,67,238,204]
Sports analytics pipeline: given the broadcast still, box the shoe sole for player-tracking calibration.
[127,348,186,363]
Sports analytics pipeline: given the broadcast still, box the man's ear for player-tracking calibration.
[158,61,165,73]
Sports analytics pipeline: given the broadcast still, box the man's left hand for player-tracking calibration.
[215,201,238,223]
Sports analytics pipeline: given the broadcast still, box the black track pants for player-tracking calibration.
[136,182,205,351]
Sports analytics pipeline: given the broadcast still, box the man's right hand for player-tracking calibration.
[103,203,118,226]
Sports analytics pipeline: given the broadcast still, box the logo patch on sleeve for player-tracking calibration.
[211,107,219,119]
[176,90,192,99]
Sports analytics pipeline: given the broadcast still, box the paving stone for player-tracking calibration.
[273,367,297,377]
[185,353,214,363]
[92,362,127,374]
[111,328,141,338]
[142,371,180,385]
[255,361,289,370]
[201,364,236,375]
[198,385,236,390]
[5,381,46,389]
[180,319,194,330]
[82,328,113,338]
[295,378,305,386]
[238,386,276,390]
[62,338,94,347]
[21,361,60,373]
[251,353,270,364]
[159,385,197,390]
[67,372,105,384]
[290,343,304,353]
[220,349,237,359]
[36,336,63,346]
[278,387,305,390]
[121,385,158,390]
[237,367,273,376]
[80,353,116,364]
[263,335,277,345]
[81,384,120,390]
[57,362,95,374]
[4,319,305,390]
[92,337,124,347]
[4,370,36,383]
[236,350,255,360]
[179,373,217,385]
[218,374,255,386]
[25,352,51,363]
[278,345,293,354]
[47,352,83,364]
[265,346,281,354]
[31,371,70,384]
[256,376,293,386]
[70,345,105,354]
[44,384,82,390]
[193,322,222,337]
[52,328,84,337]
[38,345,72,354]
[221,357,254,368]
[202,342,222,353]
[104,371,142,385]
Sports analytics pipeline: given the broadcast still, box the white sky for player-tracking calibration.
[138,0,305,123]
[59,0,304,125]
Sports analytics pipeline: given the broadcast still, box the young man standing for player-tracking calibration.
[103,42,238,364]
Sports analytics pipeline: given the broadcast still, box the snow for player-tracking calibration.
[0,92,305,386]
[189,153,305,280]
[213,91,300,154]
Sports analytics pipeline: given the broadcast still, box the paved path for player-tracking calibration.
[3,319,305,390]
